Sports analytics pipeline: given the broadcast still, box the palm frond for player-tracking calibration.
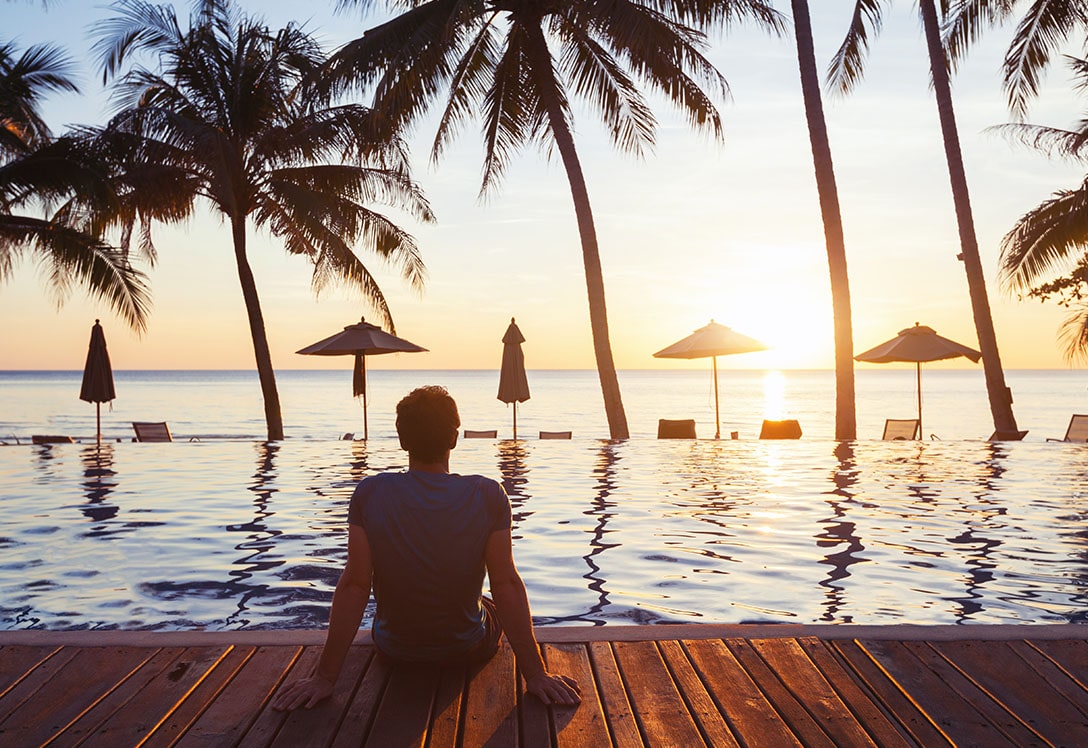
[1057,302,1088,362]
[826,0,887,96]
[1000,178,1088,293]
[942,0,1017,69]
[1003,0,1088,120]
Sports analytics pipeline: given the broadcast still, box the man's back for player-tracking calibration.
[348,470,510,660]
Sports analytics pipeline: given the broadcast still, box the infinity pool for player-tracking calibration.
[2,438,1086,630]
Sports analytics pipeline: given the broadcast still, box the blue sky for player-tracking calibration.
[2,1,1085,371]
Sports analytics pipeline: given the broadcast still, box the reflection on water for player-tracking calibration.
[2,438,1088,630]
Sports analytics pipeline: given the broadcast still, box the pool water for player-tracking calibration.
[2,438,1087,630]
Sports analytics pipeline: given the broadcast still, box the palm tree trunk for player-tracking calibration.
[232,215,285,441]
[919,0,1019,436]
[792,0,857,440]
[522,23,630,440]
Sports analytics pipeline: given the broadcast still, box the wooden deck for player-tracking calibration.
[1,626,1086,746]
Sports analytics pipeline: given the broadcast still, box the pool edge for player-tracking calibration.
[2,622,1085,647]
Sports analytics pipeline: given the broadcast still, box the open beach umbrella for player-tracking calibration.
[296,317,427,439]
[497,318,530,439]
[653,320,768,438]
[79,319,115,445]
[855,322,981,435]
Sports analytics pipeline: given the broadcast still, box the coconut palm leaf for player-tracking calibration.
[1000,179,1088,292]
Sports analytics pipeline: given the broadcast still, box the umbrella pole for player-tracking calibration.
[916,361,922,438]
[363,357,368,441]
[713,355,721,439]
[513,401,517,441]
[96,402,101,445]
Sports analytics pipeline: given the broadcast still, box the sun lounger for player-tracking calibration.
[132,422,173,442]
[1047,414,1088,442]
[463,429,497,439]
[538,431,572,439]
[657,419,696,439]
[882,419,920,440]
[31,435,74,444]
[988,430,1028,441]
[759,419,802,439]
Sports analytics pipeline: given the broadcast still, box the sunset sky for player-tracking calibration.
[2,1,1085,372]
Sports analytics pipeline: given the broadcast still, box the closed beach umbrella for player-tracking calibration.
[497,318,530,439]
[296,317,427,439]
[855,322,981,435]
[79,319,115,444]
[653,320,768,438]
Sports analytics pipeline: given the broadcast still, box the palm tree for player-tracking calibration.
[326,0,783,440]
[995,54,1088,361]
[790,0,856,440]
[1,39,151,331]
[93,0,434,440]
[830,0,1021,438]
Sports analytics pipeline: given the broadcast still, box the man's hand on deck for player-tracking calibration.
[272,675,335,711]
[525,672,581,706]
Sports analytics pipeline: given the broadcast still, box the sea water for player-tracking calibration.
[1,369,1087,630]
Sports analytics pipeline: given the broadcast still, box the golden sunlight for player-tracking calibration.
[763,370,786,420]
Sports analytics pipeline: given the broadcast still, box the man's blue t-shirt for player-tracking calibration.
[347,470,512,661]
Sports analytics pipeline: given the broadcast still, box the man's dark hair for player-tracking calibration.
[395,386,461,461]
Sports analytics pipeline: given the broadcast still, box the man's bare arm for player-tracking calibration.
[484,529,580,706]
[272,524,373,711]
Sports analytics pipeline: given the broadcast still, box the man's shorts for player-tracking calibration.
[376,596,504,666]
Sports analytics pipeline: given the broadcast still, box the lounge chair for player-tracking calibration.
[1047,415,1088,443]
[882,419,920,440]
[759,419,802,439]
[31,435,74,444]
[539,431,572,439]
[657,419,696,439]
[132,421,173,442]
[463,429,497,439]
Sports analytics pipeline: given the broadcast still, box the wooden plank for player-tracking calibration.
[428,664,467,748]
[901,640,1044,746]
[750,638,877,747]
[75,645,234,746]
[1032,639,1088,690]
[141,645,257,748]
[612,640,704,747]
[180,645,303,748]
[461,642,518,747]
[1013,641,1088,717]
[364,661,442,748]
[797,638,913,748]
[0,646,79,728]
[934,639,1088,745]
[516,670,551,748]
[42,645,188,745]
[544,642,609,748]
[1,645,156,746]
[658,640,739,747]
[271,645,375,748]
[684,639,801,748]
[724,639,836,748]
[0,646,62,696]
[330,647,391,748]
[829,640,950,747]
[239,646,319,747]
[859,640,1019,746]
[587,641,642,748]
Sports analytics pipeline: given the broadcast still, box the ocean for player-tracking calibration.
[1,368,1085,443]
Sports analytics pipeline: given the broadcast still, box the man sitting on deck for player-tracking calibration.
[273,385,580,710]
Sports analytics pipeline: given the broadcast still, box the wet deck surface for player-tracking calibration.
[1,629,1087,746]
